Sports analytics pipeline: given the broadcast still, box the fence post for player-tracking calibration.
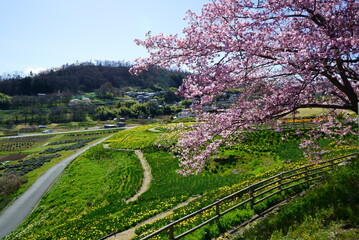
[215,199,221,220]
[330,160,335,171]
[278,173,282,193]
[169,221,175,240]
[305,166,309,181]
[249,187,254,209]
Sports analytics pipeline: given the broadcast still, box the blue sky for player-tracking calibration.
[0,0,208,76]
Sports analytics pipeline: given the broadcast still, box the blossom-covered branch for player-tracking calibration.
[132,0,358,174]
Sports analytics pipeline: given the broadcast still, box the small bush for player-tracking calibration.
[0,173,27,204]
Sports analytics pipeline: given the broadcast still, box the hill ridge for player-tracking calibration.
[0,61,188,96]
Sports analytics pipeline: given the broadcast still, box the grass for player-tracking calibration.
[296,108,329,117]
[204,130,303,176]
[5,145,143,240]
[235,158,359,240]
[106,125,159,149]
[132,160,315,240]
[140,150,245,199]
[6,126,255,239]
[3,124,358,240]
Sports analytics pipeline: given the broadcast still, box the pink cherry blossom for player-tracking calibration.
[132,0,358,174]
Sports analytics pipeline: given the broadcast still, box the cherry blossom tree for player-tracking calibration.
[132,0,359,175]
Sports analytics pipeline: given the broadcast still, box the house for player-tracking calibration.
[125,91,162,103]
[176,109,195,118]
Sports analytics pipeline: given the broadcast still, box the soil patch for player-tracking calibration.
[0,154,28,162]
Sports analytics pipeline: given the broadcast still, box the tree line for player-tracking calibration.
[0,63,188,96]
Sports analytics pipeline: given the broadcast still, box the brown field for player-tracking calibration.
[0,154,28,162]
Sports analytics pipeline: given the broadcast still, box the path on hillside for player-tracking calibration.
[130,150,152,203]
[102,128,201,240]
[105,196,200,240]
[0,136,112,240]
[102,126,161,203]
[148,127,162,133]
[102,144,152,203]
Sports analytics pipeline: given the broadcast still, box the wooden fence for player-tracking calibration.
[141,153,358,240]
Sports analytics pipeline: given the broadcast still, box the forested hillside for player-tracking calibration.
[0,61,187,95]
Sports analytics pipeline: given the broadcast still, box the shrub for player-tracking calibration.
[0,173,27,201]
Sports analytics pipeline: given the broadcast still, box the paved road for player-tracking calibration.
[0,136,112,239]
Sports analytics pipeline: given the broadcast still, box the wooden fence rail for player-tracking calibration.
[141,153,358,240]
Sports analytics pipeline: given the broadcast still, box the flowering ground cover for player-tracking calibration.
[4,124,357,239]
[106,125,159,149]
[7,126,353,239]
[4,126,248,239]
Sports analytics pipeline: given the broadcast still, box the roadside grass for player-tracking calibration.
[234,158,359,240]
[5,145,143,240]
[0,131,115,212]
[19,150,78,190]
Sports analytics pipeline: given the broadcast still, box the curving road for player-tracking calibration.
[0,136,112,239]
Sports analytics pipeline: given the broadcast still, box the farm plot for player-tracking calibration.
[41,137,99,154]
[0,154,61,177]
[48,137,99,146]
[64,129,120,138]
[0,130,119,213]
[0,135,53,152]
[0,154,28,163]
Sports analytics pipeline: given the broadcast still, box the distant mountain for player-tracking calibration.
[0,61,188,96]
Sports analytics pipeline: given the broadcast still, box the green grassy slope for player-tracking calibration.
[4,125,358,239]
[6,146,143,239]
[236,158,359,240]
